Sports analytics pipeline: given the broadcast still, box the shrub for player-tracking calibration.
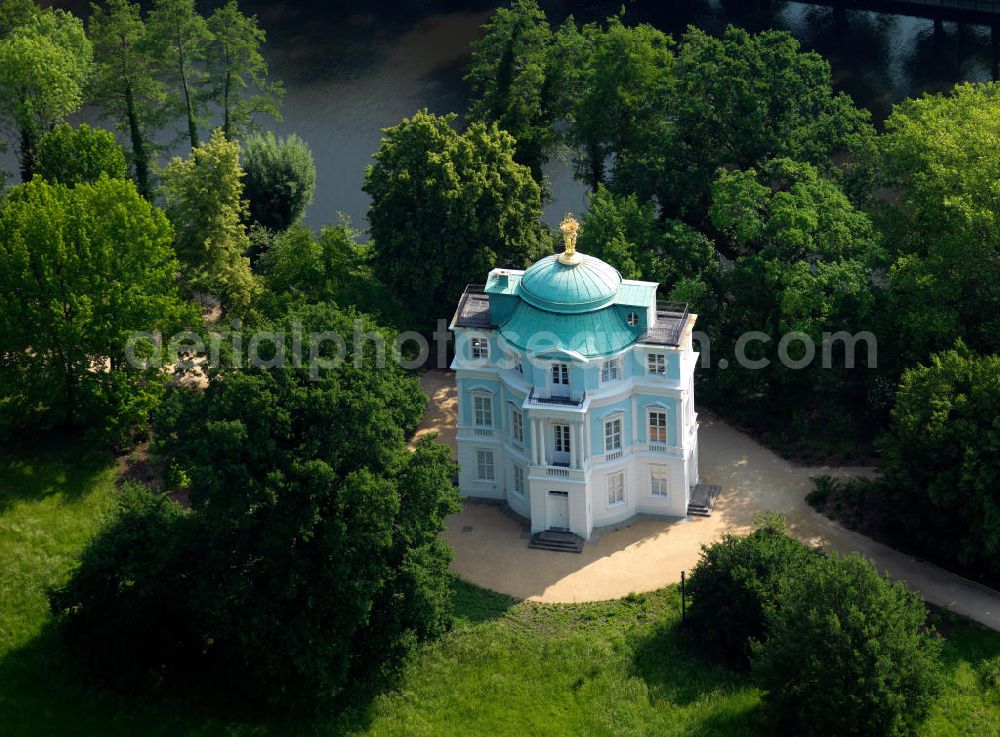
[753,553,943,737]
[35,123,127,185]
[241,131,316,231]
[685,513,821,669]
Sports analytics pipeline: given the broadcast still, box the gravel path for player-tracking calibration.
[418,370,1000,630]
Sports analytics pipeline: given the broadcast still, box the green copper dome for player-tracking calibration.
[518,253,622,314]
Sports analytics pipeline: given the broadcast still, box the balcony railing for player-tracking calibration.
[527,388,586,408]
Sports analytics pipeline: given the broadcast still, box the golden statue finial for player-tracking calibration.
[558,213,582,265]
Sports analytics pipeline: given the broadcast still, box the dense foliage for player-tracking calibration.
[688,520,943,736]
[35,123,127,185]
[52,302,459,705]
[0,5,92,180]
[877,346,1000,574]
[754,553,943,737]
[364,110,548,330]
[685,514,821,669]
[0,176,193,441]
[160,129,260,317]
[241,131,316,232]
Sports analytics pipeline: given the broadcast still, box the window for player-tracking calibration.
[471,337,489,360]
[604,416,622,453]
[473,395,492,427]
[511,408,524,445]
[512,464,525,496]
[553,424,571,453]
[626,311,639,327]
[650,465,668,497]
[647,353,666,376]
[476,449,495,480]
[552,362,569,385]
[600,358,622,383]
[649,410,668,444]
[516,357,524,374]
[607,471,625,506]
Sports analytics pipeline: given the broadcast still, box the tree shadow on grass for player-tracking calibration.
[0,431,114,513]
[631,618,767,736]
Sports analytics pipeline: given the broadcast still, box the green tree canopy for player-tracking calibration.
[0,175,194,441]
[754,552,942,737]
[145,0,211,149]
[88,0,167,200]
[160,129,260,317]
[241,130,315,232]
[54,302,460,705]
[364,110,548,330]
[611,25,872,220]
[204,0,283,140]
[0,7,92,180]
[35,123,127,185]
[877,345,1000,574]
[879,82,1000,361]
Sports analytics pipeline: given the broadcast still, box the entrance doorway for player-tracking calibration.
[548,490,569,530]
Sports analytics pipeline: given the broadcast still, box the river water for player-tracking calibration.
[17,1,1000,232]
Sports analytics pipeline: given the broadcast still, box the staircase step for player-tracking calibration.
[529,530,584,553]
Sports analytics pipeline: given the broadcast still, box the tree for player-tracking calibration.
[35,123,127,185]
[145,0,211,149]
[162,303,449,701]
[160,129,260,317]
[567,16,673,191]
[364,110,547,330]
[465,0,554,183]
[702,159,885,447]
[241,131,315,231]
[879,83,1000,361]
[686,514,822,669]
[0,0,35,39]
[877,346,1000,574]
[88,0,167,200]
[754,553,942,737]
[0,176,193,441]
[204,1,283,140]
[611,25,872,220]
[0,7,92,180]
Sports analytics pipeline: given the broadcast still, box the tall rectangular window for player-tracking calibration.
[600,358,622,383]
[553,424,571,453]
[647,353,666,376]
[604,417,622,452]
[474,395,492,427]
[607,471,625,506]
[512,464,525,496]
[471,337,489,360]
[511,408,524,445]
[552,362,569,385]
[650,465,668,497]
[649,410,668,444]
[476,449,495,480]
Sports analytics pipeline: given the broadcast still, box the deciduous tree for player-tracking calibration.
[35,123,127,185]
[241,130,315,231]
[0,176,192,440]
[204,0,283,140]
[364,110,547,330]
[0,7,92,180]
[88,0,166,200]
[161,129,260,317]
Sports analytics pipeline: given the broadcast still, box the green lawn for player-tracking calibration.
[1,442,999,736]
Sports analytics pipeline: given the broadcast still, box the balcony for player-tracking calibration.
[640,301,689,346]
[527,387,585,408]
[452,284,493,329]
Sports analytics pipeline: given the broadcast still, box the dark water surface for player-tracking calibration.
[19,1,1000,232]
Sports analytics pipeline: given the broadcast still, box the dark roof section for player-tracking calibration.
[452,284,493,329]
[640,301,690,347]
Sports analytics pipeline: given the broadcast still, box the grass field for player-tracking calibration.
[1,441,999,736]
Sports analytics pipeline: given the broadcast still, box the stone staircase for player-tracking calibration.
[529,529,585,553]
[687,483,721,517]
